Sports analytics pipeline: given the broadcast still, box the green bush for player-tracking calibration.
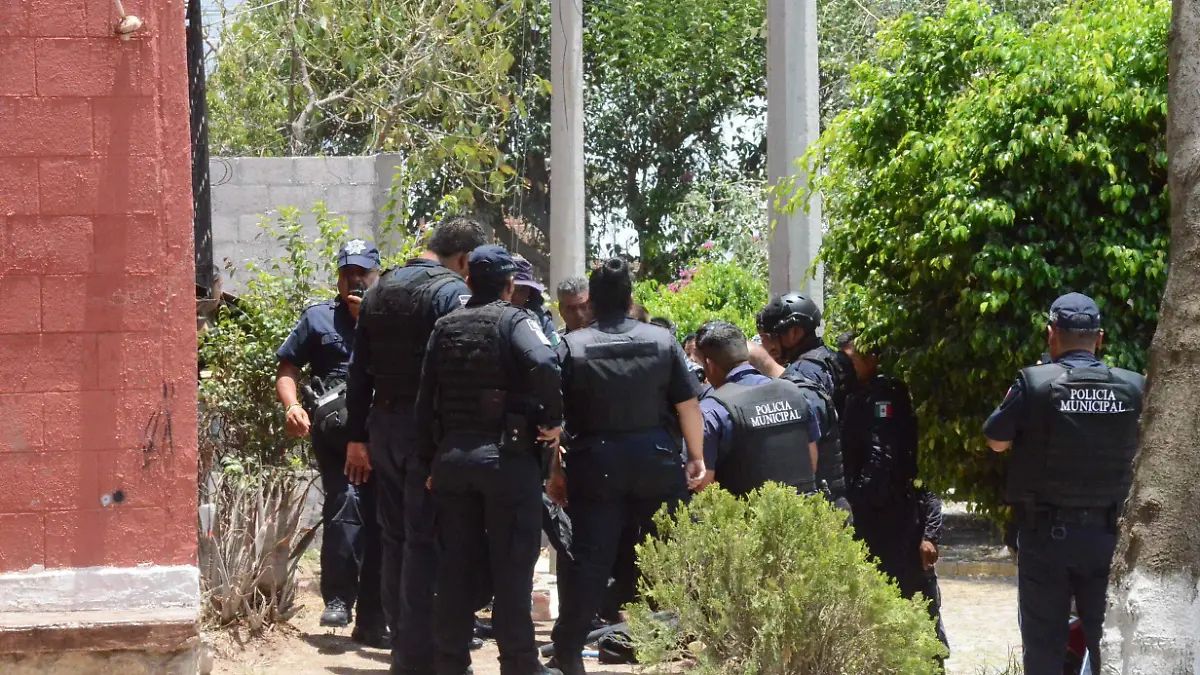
[627,484,947,674]
[781,0,1170,513]
[633,260,767,339]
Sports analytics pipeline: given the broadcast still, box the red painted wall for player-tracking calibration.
[0,0,197,572]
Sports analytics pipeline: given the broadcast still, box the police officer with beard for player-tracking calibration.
[693,321,820,497]
[984,293,1144,675]
[345,216,487,674]
[545,258,706,675]
[416,245,563,675]
[838,333,948,654]
[749,294,852,511]
[276,240,386,645]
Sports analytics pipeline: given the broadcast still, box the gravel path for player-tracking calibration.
[209,569,1022,675]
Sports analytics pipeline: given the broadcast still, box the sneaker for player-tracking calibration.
[320,599,351,628]
[351,625,391,649]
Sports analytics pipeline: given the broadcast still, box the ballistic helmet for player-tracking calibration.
[756,292,822,335]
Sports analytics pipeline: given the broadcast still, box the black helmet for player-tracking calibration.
[757,292,822,335]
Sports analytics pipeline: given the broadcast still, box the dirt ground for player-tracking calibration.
[207,567,1021,675]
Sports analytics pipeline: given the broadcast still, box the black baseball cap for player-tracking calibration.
[337,239,380,269]
[1050,293,1101,331]
[468,244,517,280]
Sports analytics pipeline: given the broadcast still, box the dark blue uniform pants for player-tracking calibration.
[854,504,947,651]
[1017,525,1116,675]
[432,444,544,675]
[370,406,440,674]
[311,428,384,627]
[551,433,688,657]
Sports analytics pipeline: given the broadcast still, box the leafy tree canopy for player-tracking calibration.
[792,0,1170,513]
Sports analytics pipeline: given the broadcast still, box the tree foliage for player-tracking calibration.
[791,0,1170,512]
[627,484,947,674]
[207,0,521,204]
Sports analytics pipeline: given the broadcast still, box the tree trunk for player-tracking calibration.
[1102,1,1200,672]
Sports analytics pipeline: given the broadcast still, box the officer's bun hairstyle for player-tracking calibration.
[589,257,634,317]
[428,216,488,257]
[695,321,749,371]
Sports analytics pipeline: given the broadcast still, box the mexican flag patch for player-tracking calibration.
[875,401,894,419]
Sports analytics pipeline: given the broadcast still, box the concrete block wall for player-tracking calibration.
[209,155,403,292]
[0,0,200,664]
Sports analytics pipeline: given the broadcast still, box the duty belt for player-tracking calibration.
[1022,504,1119,536]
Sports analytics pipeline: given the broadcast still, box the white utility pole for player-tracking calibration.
[766,0,823,307]
[549,0,586,291]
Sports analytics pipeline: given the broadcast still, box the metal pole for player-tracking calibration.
[549,0,586,290]
[766,0,822,308]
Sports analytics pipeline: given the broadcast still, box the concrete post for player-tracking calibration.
[550,0,587,291]
[767,0,823,307]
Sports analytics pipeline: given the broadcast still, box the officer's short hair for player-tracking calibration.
[650,316,677,336]
[428,216,488,257]
[835,332,856,351]
[1058,329,1101,351]
[590,258,634,316]
[556,276,588,298]
[695,321,749,371]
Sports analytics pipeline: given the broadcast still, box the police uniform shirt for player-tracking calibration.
[700,364,822,470]
[843,374,919,504]
[277,298,356,380]
[782,348,837,397]
[345,259,471,443]
[983,349,1105,443]
[414,302,564,462]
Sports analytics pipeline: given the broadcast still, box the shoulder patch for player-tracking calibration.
[874,401,894,419]
[526,319,552,346]
[458,294,470,307]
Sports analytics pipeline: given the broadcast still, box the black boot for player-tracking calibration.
[554,654,585,675]
[351,624,391,649]
[320,599,350,627]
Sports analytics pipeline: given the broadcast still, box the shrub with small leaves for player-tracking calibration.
[627,484,947,674]
[633,260,766,339]
[781,0,1170,514]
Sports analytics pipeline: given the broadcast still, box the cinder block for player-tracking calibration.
[210,184,269,218]
[0,39,35,96]
[0,514,44,571]
[209,213,239,245]
[0,159,39,215]
[96,450,193,510]
[237,214,271,244]
[0,98,92,157]
[0,393,45,451]
[324,185,374,214]
[41,274,165,333]
[93,97,159,157]
[8,216,93,273]
[237,158,294,186]
[0,451,98,512]
[0,4,29,38]
[295,156,369,185]
[28,0,87,37]
[96,332,163,390]
[92,214,162,274]
[265,185,319,214]
[0,276,41,335]
[44,507,168,568]
[35,38,157,97]
[85,0,159,38]
[39,158,159,216]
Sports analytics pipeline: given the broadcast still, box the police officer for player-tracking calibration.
[693,321,820,497]
[275,240,387,645]
[983,293,1144,675]
[415,245,563,675]
[546,258,706,675]
[345,216,487,674]
[748,295,851,510]
[555,276,593,336]
[838,333,948,653]
[512,254,559,344]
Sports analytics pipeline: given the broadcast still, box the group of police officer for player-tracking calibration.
[277,214,1145,675]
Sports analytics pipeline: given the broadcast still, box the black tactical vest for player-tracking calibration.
[1005,363,1144,509]
[359,264,460,400]
[785,373,846,496]
[709,379,817,497]
[800,343,855,416]
[564,322,677,437]
[430,302,511,433]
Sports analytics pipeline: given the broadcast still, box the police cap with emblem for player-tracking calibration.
[1049,292,1101,332]
[468,244,518,280]
[338,239,380,269]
